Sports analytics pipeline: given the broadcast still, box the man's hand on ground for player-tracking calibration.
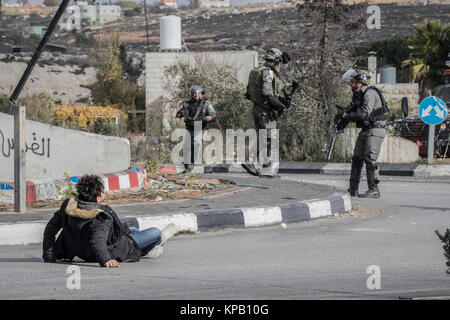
[104,259,119,268]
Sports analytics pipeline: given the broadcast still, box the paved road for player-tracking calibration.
[0,174,449,300]
[0,175,335,223]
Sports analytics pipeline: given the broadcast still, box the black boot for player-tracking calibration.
[359,168,380,198]
[241,163,260,176]
[359,185,380,198]
[348,156,363,197]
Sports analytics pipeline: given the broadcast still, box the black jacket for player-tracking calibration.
[85,200,141,266]
[176,97,216,131]
[42,197,98,263]
[42,197,141,266]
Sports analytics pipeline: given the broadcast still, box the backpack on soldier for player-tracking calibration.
[246,65,269,105]
[364,86,390,123]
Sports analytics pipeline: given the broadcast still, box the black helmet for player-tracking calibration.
[190,85,205,96]
[342,68,371,85]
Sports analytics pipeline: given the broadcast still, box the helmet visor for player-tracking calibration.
[342,68,359,81]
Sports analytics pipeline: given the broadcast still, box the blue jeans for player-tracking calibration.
[129,227,162,256]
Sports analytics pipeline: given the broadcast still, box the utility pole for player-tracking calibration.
[143,0,150,52]
[14,106,26,213]
[6,0,71,114]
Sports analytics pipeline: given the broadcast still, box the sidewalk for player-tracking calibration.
[0,174,351,246]
[159,163,450,178]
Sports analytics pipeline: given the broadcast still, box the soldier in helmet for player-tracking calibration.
[242,48,291,178]
[338,68,389,198]
[176,85,216,173]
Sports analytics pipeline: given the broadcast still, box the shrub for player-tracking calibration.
[0,94,8,113]
[53,104,127,137]
[166,61,253,132]
[17,92,55,124]
[145,140,172,173]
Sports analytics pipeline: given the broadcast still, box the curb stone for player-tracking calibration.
[0,193,351,246]
[0,168,147,204]
[159,163,450,177]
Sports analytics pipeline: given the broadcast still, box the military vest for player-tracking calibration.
[247,64,284,106]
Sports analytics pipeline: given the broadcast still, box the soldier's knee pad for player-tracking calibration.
[352,155,363,165]
[365,162,378,171]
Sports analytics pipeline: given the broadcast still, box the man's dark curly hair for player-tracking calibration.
[76,175,104,203]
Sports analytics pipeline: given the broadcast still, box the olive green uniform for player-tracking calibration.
[247,62,285,175]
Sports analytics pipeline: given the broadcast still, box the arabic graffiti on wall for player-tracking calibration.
[0,129,51,158]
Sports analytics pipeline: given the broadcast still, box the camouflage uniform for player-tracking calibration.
[249,62,285,175]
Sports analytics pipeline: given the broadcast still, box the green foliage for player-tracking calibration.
[402,19,450,97]
[435,229,450,271]
[44,0,59,6]
[0,94,8,113]
[354,37,411,83]
[75,32,96,47]
[119,1,137,9]
[58,172,78,200]
[17,93,55,124]
[92,33,144,134]
[145,140,172,173]
[119,44,143,82]
[166,61,253,132]
[91,112,128,137]
[92,33,124,105]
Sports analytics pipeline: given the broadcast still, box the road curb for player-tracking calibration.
[0,193,351,246]
[159,163,450,177]
[0,168,147,204]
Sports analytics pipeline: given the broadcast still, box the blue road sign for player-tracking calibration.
[418,96,448,125]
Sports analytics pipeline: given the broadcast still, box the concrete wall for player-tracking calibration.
[146,51,258,134]
[338,128,419,163]
[146,51,258,103]
[377,83,420,109]
[0,112,130,182]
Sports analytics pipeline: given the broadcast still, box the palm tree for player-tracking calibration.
[402,19,450,99]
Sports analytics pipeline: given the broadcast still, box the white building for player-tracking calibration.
[198,0,230,8]
[60,5,81,31]
[59,2,120,30]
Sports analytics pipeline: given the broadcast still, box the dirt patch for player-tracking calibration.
[0,173,236,213]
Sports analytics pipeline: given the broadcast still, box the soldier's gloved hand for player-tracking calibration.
[244,92,251,100]
[279,96,291,108]
[270,109,279,120]
[334,113,342,124]
[266,95,286,111]
[341,112,350,120]
[176,110,184,119]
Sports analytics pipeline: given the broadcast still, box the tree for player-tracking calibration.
[402,19,450,99]
[276,0,366,161]
[166,59,253,132]
[91,33,145,132]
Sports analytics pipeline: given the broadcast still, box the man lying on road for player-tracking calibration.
[42,174,176,268]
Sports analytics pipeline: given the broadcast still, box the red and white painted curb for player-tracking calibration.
[0,168,147,204]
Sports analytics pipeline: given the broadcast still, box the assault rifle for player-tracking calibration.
[321,103,355,161]
[271,80,300,121]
